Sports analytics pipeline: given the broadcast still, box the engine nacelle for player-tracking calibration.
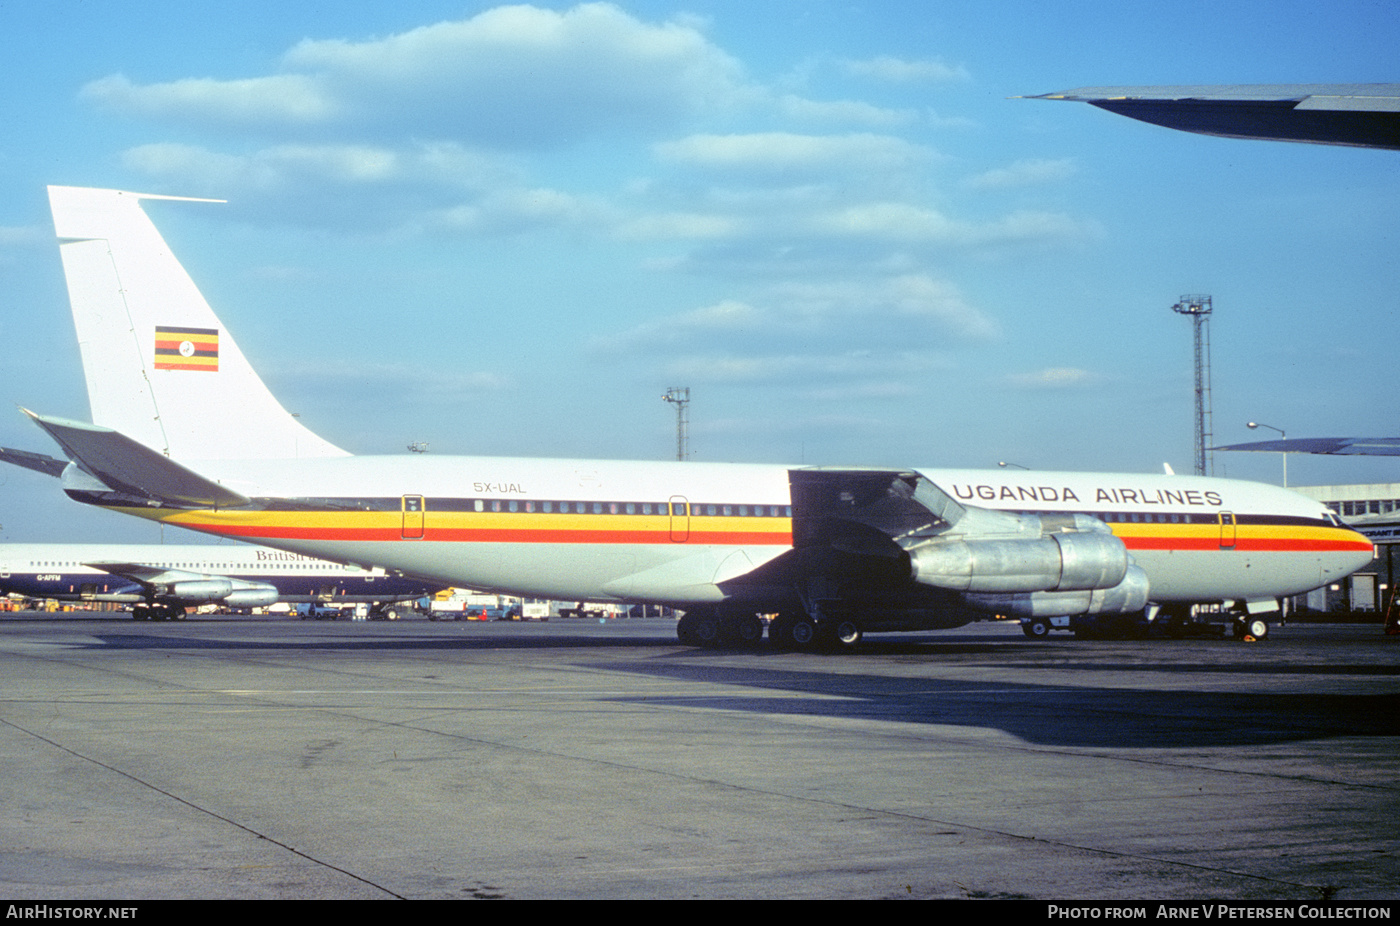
[908,530,1129,594]
[962,563,1150,617]
[222,585,280,608]
[162,579,279,607]
[165,579,234,603]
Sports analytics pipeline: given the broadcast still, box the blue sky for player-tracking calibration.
[1,0,1397,543]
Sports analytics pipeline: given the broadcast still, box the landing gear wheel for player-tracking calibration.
[821,618,863,651]
[676,610,722,647]
[1022,617,1051,639]
[723,615,765,647]
[773,614,818,650]
[1239,616,1269,640]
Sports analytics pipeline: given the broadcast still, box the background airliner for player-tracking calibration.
[1033,84,1400,464]
[19,186,1373,647]
[0,542,441,620]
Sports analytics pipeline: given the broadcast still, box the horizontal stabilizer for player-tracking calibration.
[22,409,249,507]
[0,446,69,478]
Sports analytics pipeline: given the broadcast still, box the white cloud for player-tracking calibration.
[121,141,507,194]
[805,203,1095,248]
[810,202,958,241]
[595,274,998,361]
[1005,367,1103,389]
[964,158,1077,191]
[90,5,1097,276]
[842,56,971,84]
[85,5,922,149]
[775,94,917,126]
[654,132,931,174]
[595,299,765,350]
[82,73,340,128]
[85,4,751,147]
[777,275,1001,340]
[0,225,45,247]
[613,211,747,240]
[659,351,944,387]
[428,187,607,235]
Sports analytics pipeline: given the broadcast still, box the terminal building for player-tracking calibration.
[1291,483,1400,613]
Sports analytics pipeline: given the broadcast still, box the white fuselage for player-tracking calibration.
[0,542,438,605]
[72,456,1374,608]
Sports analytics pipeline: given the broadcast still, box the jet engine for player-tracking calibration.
[908,529,1128,593]
[220,586,280,607]
[962,563,1150,617]
[162,578,279,607]
[905,510,1149,618]
[786,468,1152,622]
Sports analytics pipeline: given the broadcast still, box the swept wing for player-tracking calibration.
[1027,84,1400,149]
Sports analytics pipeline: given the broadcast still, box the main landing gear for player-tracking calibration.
[369,603,403,621]
[675,608,764,647]
[676,607,863,652]
[1157,603,1271,641]
[1232,614,1270,640]
[131,603,186,621]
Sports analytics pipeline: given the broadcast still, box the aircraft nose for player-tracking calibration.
[1337,529,1376,578]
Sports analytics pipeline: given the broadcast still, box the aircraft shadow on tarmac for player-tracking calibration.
[80,627,1009,654]
[78,630,1400,751]
[83,629,686,652]
[588,661,1400,750]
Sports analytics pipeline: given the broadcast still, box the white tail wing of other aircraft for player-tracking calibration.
[48,185,346,461]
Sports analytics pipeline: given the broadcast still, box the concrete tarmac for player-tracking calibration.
[0,614,1395,900]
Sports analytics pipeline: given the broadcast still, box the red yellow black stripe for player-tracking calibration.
[121,507,795,546]
[1113,523,1372,553]
[91,499,1368,555]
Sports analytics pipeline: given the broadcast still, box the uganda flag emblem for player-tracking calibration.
[154,325,219,371]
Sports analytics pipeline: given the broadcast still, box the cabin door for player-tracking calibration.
[1218,511,1237,549]
[669,496,690,542]
[402,495,425,540]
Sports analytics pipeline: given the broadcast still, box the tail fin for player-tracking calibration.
[47,186,347,461]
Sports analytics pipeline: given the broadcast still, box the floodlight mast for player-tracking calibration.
[662,387,690,461]
[1172,295,1214,476]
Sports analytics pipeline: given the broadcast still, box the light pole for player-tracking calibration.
[1247,421,1287,487]
[663,387,690,461]
[1173,295,1214,476]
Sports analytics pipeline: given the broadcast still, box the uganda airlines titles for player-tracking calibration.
[950,482,1225,508]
